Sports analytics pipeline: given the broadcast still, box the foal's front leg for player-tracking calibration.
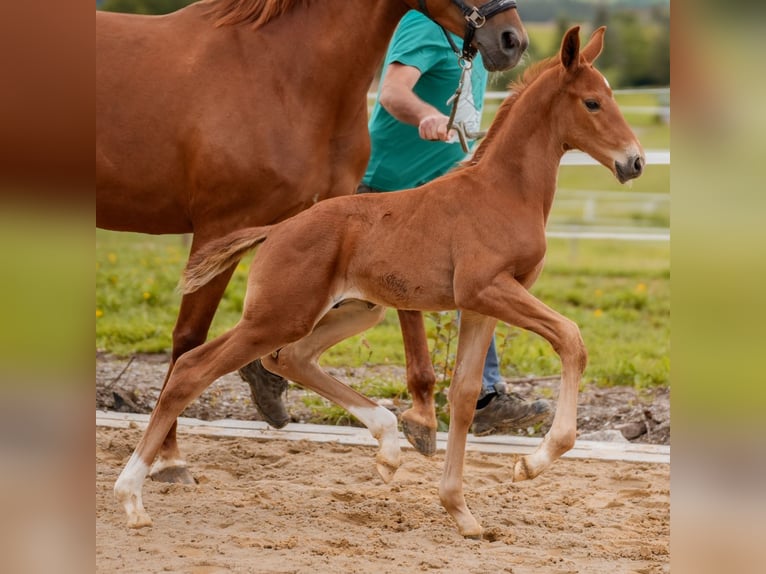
[439,312,496,538]
[464,273,587,481]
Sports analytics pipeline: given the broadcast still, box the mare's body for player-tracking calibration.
[97,0,528,479]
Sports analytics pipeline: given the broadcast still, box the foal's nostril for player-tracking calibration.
[633,156,644,173]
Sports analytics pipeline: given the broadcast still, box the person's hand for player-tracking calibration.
[418,114,452,141]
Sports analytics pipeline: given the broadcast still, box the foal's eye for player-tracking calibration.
[584,99,600,112]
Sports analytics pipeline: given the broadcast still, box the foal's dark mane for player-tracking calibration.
[464,54,560,166]
[206,0,313,29]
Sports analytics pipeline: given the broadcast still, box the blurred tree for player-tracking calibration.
[590,5,669,88]
[99,0,195,15]
[553,13,573,56]
[647,6,670,86]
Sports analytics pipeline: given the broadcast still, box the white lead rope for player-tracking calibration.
[445,58,487,153]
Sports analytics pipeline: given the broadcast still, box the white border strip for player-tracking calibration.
[97,411,669,465]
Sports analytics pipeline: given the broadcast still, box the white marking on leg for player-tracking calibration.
[347,405,401,482]
[114,452,153,528]
[150,455,187,475]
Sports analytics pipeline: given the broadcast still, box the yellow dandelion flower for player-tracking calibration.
[96,309,104,318]
[107,253,117,264]
[594,309,603,318]
[143,291,151,300]
[635,283,647,293]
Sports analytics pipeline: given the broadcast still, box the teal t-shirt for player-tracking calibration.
[362,11,487,192]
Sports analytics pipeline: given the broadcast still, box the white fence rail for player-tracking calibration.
[561,149,670,166]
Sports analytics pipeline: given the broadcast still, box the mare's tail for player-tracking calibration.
[181,226,271,294]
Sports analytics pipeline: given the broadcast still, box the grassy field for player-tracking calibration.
[97,25,670,399]
[96,231,669,393]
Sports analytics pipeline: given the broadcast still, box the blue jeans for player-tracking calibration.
[481,336,503,397]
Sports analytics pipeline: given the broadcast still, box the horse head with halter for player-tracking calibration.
[418,0,523,151]
[418,0,522,62]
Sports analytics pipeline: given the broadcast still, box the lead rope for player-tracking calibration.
[417,0,513,151]
[445,57,487,153]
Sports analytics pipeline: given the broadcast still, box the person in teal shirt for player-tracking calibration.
[247,11,550,436]
[362,11,487,191]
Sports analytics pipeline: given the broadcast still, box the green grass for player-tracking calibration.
[559,163,669,194]
[95,231,253,354]
[97,48,670,391]
[97,231,669,391]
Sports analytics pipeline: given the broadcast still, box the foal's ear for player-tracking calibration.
[560,26,581,72]
[581,26,606,64]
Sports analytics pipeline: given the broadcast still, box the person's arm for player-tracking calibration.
[378,63,452,142]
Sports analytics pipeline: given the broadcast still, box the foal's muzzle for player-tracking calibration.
[615,154,645,183]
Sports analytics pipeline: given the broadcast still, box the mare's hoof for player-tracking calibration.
[239,359,290,428]
[150,465,197,485]
[400,416,437,457]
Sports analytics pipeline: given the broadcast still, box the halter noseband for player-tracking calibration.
[417,0,518,62]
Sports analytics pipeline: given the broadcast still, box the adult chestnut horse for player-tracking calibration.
[115,26,644,536]
[97,0,527,482]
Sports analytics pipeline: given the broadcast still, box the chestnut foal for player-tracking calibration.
[115,26,644,537]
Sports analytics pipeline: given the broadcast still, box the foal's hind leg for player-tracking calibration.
[262,301,401,483]
[114,323,282,528]
[397,310,439,457]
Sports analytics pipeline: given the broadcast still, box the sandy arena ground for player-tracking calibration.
[97,427,669,573]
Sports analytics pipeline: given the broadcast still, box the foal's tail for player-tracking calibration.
[181,226,271,294]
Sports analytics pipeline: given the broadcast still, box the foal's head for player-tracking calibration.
[553,26,645,183]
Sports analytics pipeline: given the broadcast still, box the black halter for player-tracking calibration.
[417,0,518,62]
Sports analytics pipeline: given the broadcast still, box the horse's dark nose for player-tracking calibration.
[501,29,528,55]
[616,154,645,183]
[632,155,645,176]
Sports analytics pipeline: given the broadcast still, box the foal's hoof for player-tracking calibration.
[127,511,153,529]
[400,412,437,457]
[457,520,483,539]
[150,465,197,485]
[375,457,399,484]
[512,457,531,482]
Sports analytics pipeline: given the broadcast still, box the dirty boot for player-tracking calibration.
[238,359,290,429]
[472,389,551,437]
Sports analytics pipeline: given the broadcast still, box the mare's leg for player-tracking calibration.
[262,301,401,483]
[438,312,496,538]
[397,310,439,457]
[115,318,297,528]
[152,253,237,484]
[461,272,586,482]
